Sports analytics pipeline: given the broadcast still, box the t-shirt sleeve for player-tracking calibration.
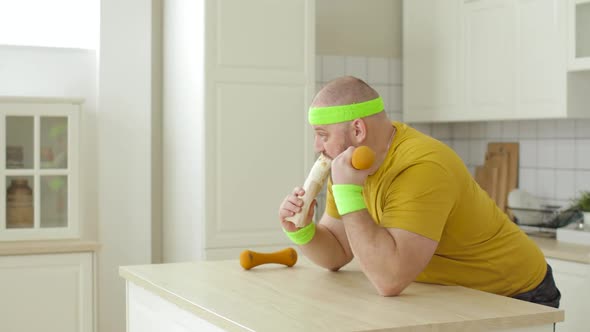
[325,178,341,219]
[380,161,458,242]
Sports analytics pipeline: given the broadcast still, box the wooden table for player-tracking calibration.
[120,257,563,332]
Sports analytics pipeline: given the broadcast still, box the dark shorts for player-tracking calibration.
[512,264,561,308]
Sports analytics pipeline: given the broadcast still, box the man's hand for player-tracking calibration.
[331,146,371,185]
[279,187,316,232]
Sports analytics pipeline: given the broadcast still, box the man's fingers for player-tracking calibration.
[281,201,301,216]
[281,220,298,232]
[341,146,355,162]
[333,146,354,166]
[287,195,303,208]
[279,187,308,232]
[292,186,305,196]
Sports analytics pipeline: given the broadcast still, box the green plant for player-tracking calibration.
[572,191,590,212]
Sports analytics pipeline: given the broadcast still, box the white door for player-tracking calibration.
[204,0,315,255]
[162,0,315,261]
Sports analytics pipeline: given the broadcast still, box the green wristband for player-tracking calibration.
[283,222,316,245]
[332,184,367,215]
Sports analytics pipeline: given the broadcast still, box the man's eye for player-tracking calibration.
[315,132,328,142]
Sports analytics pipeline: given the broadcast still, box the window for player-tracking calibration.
[0,0,99,49]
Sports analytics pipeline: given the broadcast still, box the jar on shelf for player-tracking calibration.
[6,179,34,228]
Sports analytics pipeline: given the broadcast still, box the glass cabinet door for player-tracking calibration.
[6,176,34,229]
[5,116,35,229]
[40,117,69,228]
[575,1,590,59]
[40,117,68,169]
[3,115,71,231]
[40,175,68,228]
[570,0,590,70]
[6,116,34,169]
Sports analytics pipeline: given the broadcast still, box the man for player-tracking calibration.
[278,76,560,308]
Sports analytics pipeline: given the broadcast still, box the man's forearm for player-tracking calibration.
[341,210,404,296]
[299,224,351,271]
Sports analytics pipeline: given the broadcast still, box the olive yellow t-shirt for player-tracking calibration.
[326,122,546,296]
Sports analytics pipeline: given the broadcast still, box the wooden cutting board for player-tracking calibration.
[487,143,519,218]
[475,165,498,201]
[487,142,519,194]
[485,151,509,212]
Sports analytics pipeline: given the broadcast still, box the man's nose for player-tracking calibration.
[313,136,323,154]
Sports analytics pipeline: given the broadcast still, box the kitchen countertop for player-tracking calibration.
[530,236,590,264]
[120,257,563,332]
[0,239,100,256]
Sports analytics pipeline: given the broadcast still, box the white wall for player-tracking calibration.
[0,45,99,241]
[162,0,205,262]
[1,2,164,330]
[98,0,162,331]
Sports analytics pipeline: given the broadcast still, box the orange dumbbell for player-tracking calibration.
[239,247,298,270]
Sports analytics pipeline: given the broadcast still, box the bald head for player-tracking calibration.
[312,76,379,108]
[309,77,394,162]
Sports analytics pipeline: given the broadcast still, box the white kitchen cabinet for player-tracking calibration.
[464,0,515,121]
[163,0,315,261]
[515,0,566,119]
[403,0,464,122]
[404,0,590,122]
[0,251,95,332]
[546,258,590,332]
[0,97,81,241]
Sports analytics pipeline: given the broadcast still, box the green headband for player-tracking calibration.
[308,97,384,125]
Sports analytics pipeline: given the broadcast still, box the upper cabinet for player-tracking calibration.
[0,97,80,241]
[464,0,516,121]
[403,0,464,122]
[404,0,590,122]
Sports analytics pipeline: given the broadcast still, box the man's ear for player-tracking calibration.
[351,119,367,144]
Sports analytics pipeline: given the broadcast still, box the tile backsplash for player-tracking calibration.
[421,121,590,206]
[315,55,590,215]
